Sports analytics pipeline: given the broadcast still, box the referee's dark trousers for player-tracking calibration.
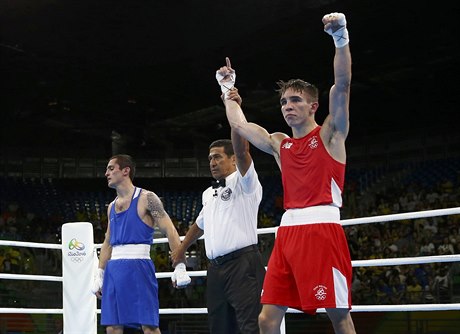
[206,244,266,334]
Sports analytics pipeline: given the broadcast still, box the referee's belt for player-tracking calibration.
[209,244,259,266]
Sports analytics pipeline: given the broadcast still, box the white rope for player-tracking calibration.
[0,239,61,249]
[1,253,456,284]
[155,254,460,279]
[291,303,460,313]
[352,254,460,267]
[159,305,460,314]
[257,227,278,235]
[349,304,460,312]
[341,207,460,226]
[156,270,207,279]
[0,308,63,314]
[16,207,460,248]
[2,304,460,315]
[0,273,62,282]
[160,308,208,314]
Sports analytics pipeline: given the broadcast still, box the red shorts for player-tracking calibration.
[260,223,352,314]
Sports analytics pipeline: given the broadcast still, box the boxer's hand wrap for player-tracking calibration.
[91,268,104,295]
[324,12,349,48]
[216,71,236,98]
[171,263,191,287]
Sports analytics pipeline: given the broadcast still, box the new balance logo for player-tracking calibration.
[282,142,293,149]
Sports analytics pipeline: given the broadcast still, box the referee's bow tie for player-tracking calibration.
[211,179,226,189]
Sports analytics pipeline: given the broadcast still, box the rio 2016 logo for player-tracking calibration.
[68,238,87,263]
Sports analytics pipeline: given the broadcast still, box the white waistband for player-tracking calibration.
[111,244,151,260]
[280,205,340,227]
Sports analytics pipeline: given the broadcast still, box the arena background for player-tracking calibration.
[1,0,460,333]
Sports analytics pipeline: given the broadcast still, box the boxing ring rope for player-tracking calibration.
[1,207,460,324]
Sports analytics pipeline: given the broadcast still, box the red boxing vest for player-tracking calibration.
[280,126,345,209]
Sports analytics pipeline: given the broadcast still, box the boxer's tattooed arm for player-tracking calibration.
[146,191,167,220]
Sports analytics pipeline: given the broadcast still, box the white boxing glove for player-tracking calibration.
[91,268,104,295]
[171,263,191,288]
[323,12,349,48]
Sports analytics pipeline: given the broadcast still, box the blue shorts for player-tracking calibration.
[101,258,159,327]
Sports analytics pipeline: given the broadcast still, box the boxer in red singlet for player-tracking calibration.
[216,12,356,334]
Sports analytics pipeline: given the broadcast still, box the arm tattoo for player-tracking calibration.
[146,191,167,219]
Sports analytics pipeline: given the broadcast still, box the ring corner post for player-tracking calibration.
[61,222,97,334]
